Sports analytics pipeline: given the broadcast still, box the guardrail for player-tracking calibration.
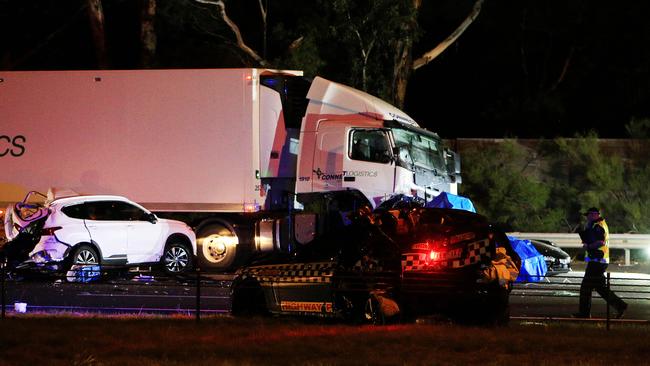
[510,232,650,266]
[511,272,650,328]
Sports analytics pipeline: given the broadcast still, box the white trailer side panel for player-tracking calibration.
[0,69,262,211]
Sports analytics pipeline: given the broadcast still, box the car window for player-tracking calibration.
[85,201,149,221]
[349,130,391,164]
[112,201,150,221]
[61,204,88,219]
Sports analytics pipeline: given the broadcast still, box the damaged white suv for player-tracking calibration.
[4,192,196,277]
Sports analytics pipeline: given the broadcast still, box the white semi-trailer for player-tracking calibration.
[0,69,461,271]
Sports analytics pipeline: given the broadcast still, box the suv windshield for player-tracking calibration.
[392,128,446,174]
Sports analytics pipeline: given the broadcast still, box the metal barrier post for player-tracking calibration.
[1,259,5,319]
[195,267,201,323]
[624,249,631,266]
[606,272,610,331]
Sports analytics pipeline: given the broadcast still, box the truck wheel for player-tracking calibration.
[196,223,238,271]
[162,242,193,275]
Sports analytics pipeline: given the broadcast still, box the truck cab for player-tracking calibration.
[295,77,461,208]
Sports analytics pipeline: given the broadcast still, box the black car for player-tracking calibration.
[529,239,571,275]
[231,201,521,325]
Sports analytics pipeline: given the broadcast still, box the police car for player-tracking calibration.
[231,199,520,324]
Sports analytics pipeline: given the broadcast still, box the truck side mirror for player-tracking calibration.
[445,149,462,183]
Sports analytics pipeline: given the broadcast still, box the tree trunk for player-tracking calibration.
[391,0,420,109]
[392,37,412,109]
[195,0,266,66]
[140,0,157,68]
[258,0,267,59]
[86,0,109,69]
[412,0,484,70]
[393,0,484,109]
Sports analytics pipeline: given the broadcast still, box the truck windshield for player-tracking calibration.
[392,128,447,174]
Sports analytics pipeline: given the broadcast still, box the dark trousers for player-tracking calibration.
[579,261,626,316]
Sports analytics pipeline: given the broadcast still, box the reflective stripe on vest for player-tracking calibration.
[585,219,609,264]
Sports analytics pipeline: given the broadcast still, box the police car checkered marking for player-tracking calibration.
[245,262,334,283]
[401,239,492,271]
[402,253,428,271]
[451,239,491,268]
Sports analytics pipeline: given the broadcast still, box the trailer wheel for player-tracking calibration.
[196,223,239,271]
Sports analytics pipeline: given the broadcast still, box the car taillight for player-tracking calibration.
[429,250,438,261]
[426,247,463,264]
[41,226,62,236]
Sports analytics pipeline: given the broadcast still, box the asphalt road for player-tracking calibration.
[2,269,649,322]
[1,273,233,315]
[510,269,650,321]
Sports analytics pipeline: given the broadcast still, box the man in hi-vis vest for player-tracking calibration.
[574,207,628,319]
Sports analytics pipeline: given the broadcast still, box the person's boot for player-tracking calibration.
[615,303,628,319]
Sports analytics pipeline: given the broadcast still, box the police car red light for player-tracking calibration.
[429,250,437,261]
[427,248,463,263]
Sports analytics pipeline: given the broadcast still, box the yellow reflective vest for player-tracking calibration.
[585,219,609,264]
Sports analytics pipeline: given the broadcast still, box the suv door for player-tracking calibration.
[83,201,128,264]
[108,201,164,264]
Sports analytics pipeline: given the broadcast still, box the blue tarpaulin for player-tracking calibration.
[508,236,547,283]
[423,193,545,282]
[425,192,477,213]
[66,265,101,283]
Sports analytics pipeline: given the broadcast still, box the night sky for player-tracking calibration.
[1,1,649,139]
[405,1,650,138]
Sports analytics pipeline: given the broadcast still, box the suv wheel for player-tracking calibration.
[66,245,101,283]
[162,242,193,275]
[73,245,99,265]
